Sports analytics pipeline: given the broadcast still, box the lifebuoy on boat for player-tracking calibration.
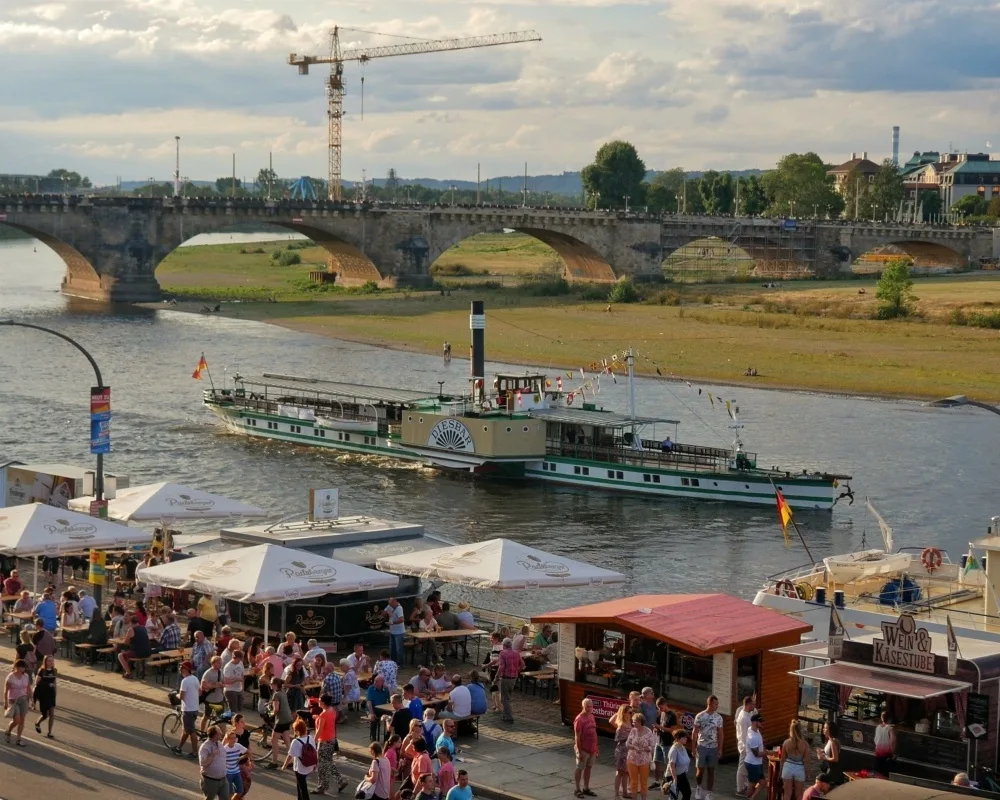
[920,547,943,573]
[774,579,799,599]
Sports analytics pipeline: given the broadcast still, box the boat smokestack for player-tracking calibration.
[470,300,485,397]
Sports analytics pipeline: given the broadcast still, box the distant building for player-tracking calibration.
[936,153,1000,209]
[827,152,881,195]
[899,152,942,205]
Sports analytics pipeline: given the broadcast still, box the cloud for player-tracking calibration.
[1,0,1000,184]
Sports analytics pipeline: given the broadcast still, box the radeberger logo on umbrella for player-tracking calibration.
[190,558,241,579]
[516,554,570,578]
[349,543,415,557]
[166,494,216,512]
[431,550,482,569]
[280,560,337,584]
[44,517,98,541]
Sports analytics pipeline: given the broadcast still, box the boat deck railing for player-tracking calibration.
[546,439,739,473]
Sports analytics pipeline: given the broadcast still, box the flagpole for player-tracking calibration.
[769,476,816,563]
[201,352,216,390]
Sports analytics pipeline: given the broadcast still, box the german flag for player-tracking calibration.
[775,488,793,546]
[192,354,208,380]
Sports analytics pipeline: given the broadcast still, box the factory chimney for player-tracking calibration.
[892,126,900,167]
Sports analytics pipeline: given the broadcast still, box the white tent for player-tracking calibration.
[0,503,153,593]
[69,481,267,522]
[374,537,626,590]
[136,543,399,641]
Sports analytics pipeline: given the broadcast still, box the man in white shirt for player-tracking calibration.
[743,713,767,800]
[346,643,371,674]
[439,675,472,720]
[303,638,327,664]
[78,590,97,621]
[174,661,202,758]
[734,695,755,795]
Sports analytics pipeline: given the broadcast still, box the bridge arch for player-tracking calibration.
[0,222,104,297]
[155,219,382,289]
[852,241,966,272]
[428,226,617,283]
[662,235,811,281]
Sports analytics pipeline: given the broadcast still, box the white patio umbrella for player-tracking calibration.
[68,481,268,521]
[375,537,626,630]
[0,503,153,593]
[375,537,626,590]
[136,543,399,642]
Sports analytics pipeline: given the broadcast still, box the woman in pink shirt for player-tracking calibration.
[4,659,31,747]
[437,747,457,795]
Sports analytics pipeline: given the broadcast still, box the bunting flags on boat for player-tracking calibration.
[191,354,208,380]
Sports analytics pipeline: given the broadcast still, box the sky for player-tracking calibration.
[1,0,1000,186]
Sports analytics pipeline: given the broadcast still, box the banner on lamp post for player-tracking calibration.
[90,387,111,454]
[88,549,106,585]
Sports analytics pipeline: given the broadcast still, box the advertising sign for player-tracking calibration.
[88,549,106,584]
[828,606,845,661]
[90,386,111,454]
[309,488,339,521]
[585,694,628,722]
[5,467,75,508]
[89,499,108,519]
[712,652,734,715]
[872,614,934,673]
[966,693,990,739]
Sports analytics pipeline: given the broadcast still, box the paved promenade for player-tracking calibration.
[0,637,738,800]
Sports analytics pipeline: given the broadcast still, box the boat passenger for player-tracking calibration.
[661,437,673,453]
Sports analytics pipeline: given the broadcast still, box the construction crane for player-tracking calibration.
[289,27,542,202]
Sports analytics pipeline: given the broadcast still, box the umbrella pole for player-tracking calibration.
[33,555,38,596]
[264,603,270,647]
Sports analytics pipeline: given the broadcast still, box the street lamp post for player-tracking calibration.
[0,321,107,501]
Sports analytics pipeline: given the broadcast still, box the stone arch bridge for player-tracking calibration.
[0,196,996,303]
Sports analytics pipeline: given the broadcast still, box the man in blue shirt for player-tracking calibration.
[446,770,474,800]
[366,674,391,742]
[33,591,58,632]
[383,597,405,665]
[403,683,424,722]
[466,670,488,716]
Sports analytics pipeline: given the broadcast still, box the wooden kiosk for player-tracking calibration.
[533,594,810,756]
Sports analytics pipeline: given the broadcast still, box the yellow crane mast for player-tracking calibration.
[289,27,542,201]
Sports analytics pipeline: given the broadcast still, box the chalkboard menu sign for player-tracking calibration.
[895,729,968,771]
[819,682,840,712]
[966,692,990,739]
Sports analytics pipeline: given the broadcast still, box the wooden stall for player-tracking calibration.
[533,593,810,757]
[787,613,1000,781]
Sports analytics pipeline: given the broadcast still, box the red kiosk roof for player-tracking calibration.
[533,594,811,655]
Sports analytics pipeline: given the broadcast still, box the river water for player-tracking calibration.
[1,234,998,617]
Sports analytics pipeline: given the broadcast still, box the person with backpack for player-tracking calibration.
[283,717,317,800]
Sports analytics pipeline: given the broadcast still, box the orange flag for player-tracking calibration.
[192,354,208,380]
[775,488,793,546]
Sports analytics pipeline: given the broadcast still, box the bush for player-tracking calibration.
[701,294,713,305]
[644,289,681,306]
[577,284,611,301]
[359,280,380,294]
[286,240,311,250]
[431,263,483,277]
[950,308,968,326]
[967,310,1000,329]
[252,247,266,254]
[272,250,301,266]
[608,276,640,304]
[875,259,917,319]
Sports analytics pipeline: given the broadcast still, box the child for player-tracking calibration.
[222,729,248,799]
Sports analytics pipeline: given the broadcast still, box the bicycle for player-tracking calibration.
[976,766,1000,793]
[161,693,234,753]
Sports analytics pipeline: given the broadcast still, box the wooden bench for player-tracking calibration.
[3,622,19,644]
[519,669,557,700]
[127,656,149,679]
[146,655,180,684]
[74,642,97,664]
[96,646,117,669]
[449,714,481,740]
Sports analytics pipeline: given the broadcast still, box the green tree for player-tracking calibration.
[919,190,943,222]
[215,176,243,195]
[875,259,917,319]
[951,194,988,218]
[581,140,647,209]
[681,177,705,214]
[698,171,735,215]
[762,152,844,218]
[646,168,686,213]
[869,159,905,221]
[841,166,871,220]
[987,196,1000,218]
[737,175,767,216]
[255,168,283,197]
[42,168,91,191]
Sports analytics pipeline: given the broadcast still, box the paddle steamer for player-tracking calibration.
[203,302,850,509]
